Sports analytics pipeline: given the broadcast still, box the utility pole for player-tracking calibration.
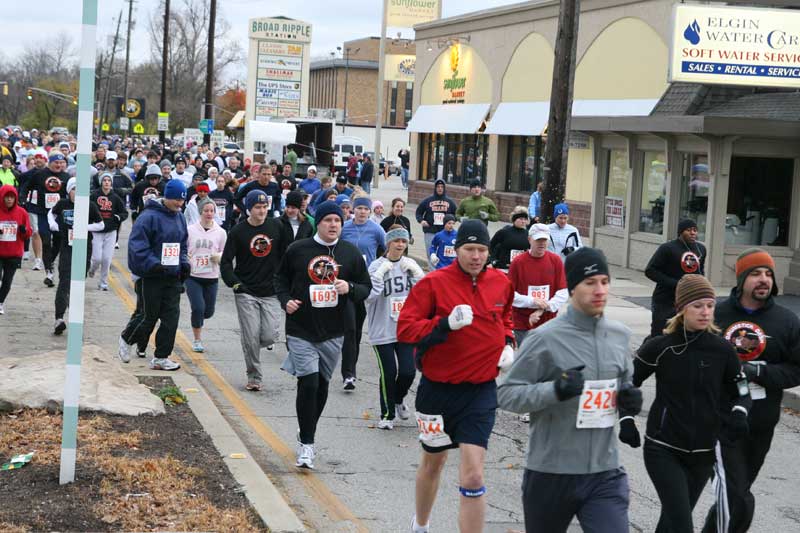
[159,0,170,143]
[101,10,123,135]
[342,47,359,134]
[373,0,388,190]
[122,0,134,134]
[203,0,217,146]
[541,0,581,222]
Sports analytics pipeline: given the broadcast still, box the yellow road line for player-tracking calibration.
[108,259,366,531]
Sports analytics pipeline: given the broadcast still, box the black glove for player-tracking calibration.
[149,264,165,275]
[233,283,248,294]
[618,418,641,448]
[617,384,643,416]
[726,410,749,443]
[742,363,760,382]
[179,263,191,281]
[19,224,26,236]
[553,365,585,401]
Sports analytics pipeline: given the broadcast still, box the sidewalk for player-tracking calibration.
[370,174,800,410]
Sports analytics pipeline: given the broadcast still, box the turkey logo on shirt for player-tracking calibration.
[681,251,700,273]
[308,255,339,284]
[249,234,272,257]
[96,196,113,218]
[45,176,62,193]
[724,321,767,361]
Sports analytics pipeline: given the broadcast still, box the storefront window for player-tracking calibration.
[417,133,488,184]
[725,156,793,246]
[604,149,630,228]
[638,151,667,234]
[678,154,709,241]
[504,136,544,193]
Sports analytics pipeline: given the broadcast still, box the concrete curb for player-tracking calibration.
[169,371,306,532]
[782,387,800,412]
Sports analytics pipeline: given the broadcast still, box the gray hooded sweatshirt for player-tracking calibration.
[497,304,633,475]
[366,256,420,345]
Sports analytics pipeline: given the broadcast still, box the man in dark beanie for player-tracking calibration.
[644,218,706,338]
[499,246,641,533]
[703,248,800,533]
[397,218,514,533]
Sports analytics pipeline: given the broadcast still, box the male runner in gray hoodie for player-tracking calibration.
[498,247,643,533]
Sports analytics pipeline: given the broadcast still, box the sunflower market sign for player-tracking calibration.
[670,4,800,88]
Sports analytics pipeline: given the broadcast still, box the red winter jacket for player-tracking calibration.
[397,261,514,384]
[0,185,32,259]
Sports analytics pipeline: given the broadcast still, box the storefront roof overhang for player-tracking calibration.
[406,103,490,134]
[227,110,246,129]
[485,99,658,136]
[572,115,800,139]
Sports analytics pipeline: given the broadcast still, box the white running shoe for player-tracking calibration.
[0,302,4,315]
[411,515,430,532]
[343,377,356,391]
[295,442,316,469]
[395,403,410,420]
[117,336,132,363]
[53,319,66,335]
[520,413,530,423]
[150,357,180,371]
[99,282,109,291]
[33,258,43,271]
[192,340,204,352]
[378,419,394,430]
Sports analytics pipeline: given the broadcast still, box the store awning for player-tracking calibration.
[227,110,246,129]
[247,120,297,144]
[484,99,660,136]
[406,103,490,134]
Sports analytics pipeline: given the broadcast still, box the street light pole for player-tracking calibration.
[159,0,170,144]
[373,0,388,190]
[342,47,352,134]
[122,0,134,134]
[203,0,217,146]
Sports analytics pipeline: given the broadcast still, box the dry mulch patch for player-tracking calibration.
[0,376,265,532]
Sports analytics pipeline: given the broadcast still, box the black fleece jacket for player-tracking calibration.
[715,289,800,431]
[645,237,706,307]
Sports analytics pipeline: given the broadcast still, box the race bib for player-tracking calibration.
[30,190,38,205]
[433,212,444,225]
[749,361,767,400]
[527,285,550,301]
[68,228,74,247]
[443,245,456,258]
[510,249,525,262]
[215,205,226,220]
[390,296,406,321]
[161,242,180,266]
[309,284,338,308]
[576,379,618,429]
[191,253,212,274]
[0,221,17,242]
[45,193,60,209]
[415,412,452,447]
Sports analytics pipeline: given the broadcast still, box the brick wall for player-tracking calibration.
[408,180,591,236]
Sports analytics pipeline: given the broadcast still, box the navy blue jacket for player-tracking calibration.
[128,198,189,278]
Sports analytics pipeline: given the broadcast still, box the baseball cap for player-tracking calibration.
[528,223,550,240]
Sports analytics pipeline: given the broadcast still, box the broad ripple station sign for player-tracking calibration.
[669,4,800,88]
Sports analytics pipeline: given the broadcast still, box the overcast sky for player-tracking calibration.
[3,0,522,66]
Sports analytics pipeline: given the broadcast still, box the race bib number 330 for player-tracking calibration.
[576,379,618,429]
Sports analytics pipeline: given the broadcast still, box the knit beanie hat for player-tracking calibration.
[145,164,161,178]
[678,218,697,236]
[385,227,410,243]
[511,206,530,223]
[443,214,456,225]
[196,196,215,214]
[455,219,490,248]
[564,247,609,292]
[245,189,270,211]
[66,177,77,194]
[285,190,303,209]
[315,201,344,224]
[735,248,778,296]
[159,159,173,169]
[674,274,715,311]
[195,183,210,193]
[554,203,570,217]
[164,179,186,200]
[336,194,351,206]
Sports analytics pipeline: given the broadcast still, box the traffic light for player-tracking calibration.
[26,88,33,100]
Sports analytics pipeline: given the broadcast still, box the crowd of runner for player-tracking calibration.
[1,126,799,532]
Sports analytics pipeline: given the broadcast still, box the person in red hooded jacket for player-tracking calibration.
[0,185,32,314]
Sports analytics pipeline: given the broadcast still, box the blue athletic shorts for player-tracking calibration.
[414,375,497,453]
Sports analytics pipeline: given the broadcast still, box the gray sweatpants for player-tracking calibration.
[234,292,282,383]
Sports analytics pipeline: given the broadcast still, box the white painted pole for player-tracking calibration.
[373,0,388,190]
[60,0,99,485]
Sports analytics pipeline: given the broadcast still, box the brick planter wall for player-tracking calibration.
[408,180,591,237]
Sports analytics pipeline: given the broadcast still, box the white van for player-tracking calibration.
[333,136,365,173]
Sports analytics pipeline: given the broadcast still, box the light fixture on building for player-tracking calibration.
[428,35,471,50]
[426,41,433,52]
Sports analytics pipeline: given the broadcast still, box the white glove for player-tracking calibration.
[402,257,424,279]
[479,210,489,220]
[430,253,440,267]
[498,345,515,371]
[375,260,393,278]
[447,304,473,331]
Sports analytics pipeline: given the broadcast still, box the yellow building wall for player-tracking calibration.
[574,17,669,99]
[502,33,554,102]
[420,44,493,105]
[565,144,594,203]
